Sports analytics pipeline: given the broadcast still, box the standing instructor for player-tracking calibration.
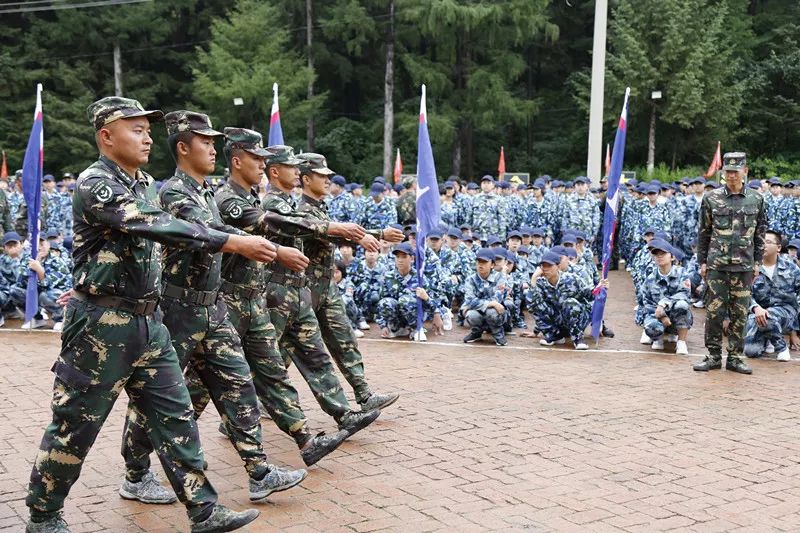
[695,152,767,374]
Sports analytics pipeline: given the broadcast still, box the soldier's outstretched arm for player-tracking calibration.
[217,193,330,239]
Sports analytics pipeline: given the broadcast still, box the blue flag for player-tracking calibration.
[22,84,44,323]
[415,84,441,333]
[591,87,630,340]
[268,82,284,146]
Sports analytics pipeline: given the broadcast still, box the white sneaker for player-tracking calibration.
[358,320,370,330]
[442,310,453,331]
[665,334,678,343]
[353,329,364,338]
[40,310,49,320]
[651,339,664,350]
[777,348,791,362]
[540,339,554,346]
[52,321,64,332]
[0,315,4,328]
[675,340,688,355]
[21,319,48,330]
[575,342,589,350]
[412,329,427,342]
[765,342,775,354]
[554,338,566,345]
[388,327,409,338]
[692,300,705,308]
[640,331,651,344]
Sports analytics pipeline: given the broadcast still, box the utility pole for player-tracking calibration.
[113,43,123,96]
[586,0,608,185]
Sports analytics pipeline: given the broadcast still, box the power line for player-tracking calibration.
[0,0,149,14]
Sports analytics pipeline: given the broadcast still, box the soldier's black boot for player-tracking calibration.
[693,355,722,371]
[300,430,349,466]
[725,357,752,375]
[337,409,381,437]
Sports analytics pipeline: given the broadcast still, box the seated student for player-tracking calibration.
[526,250,600,350]
[440,227,473,319]
[503,250,527,330]
[744,229,800,361]
[0,232,27,326]
[528,228,547,265]
[640,238,692,355]
[376,242,445,340]
[461,248,510,346]
[506,230,522,254]
[787,239,800,267]
[333,261,366,338]
[351,248,385,323]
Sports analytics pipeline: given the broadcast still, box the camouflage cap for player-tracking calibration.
[87,96,164,131]
[264,145,303,166]
[722,151,746,171]
[297,152,335,176]
[164,110,223,137]
[224,127,270,157]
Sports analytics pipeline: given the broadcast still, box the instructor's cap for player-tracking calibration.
[87,96,164,131]
[165,110,223,137]
[224,127,270,157]
[297,153,336,176]
[264,145,303,166]
[721,151,747,171]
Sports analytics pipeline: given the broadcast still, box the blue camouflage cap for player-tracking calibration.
[573,176,590,184]
[563,247,577,259]
[530,227,545,237]
[486,236,502,246]
[507,230,522,240]
[370,182,385,197]
[647,238,674,255]
[466,182,479,190]
[2,231,21,245]
[768,177,782,186]
[427,229,443,239]
[493,248,507,259]
[540,251,562,265]
[392,242,415,256]
[688,176,706,185]
[480,174,494,183]
[517,245,530,255]
[43,174,54,182]
[551,180,564,187]
[332,175,346,186]
[475,248,495,262]
[561,234,577,245]
[787,239,800,250]
[394,183,404,193]
[444,180,455,189]
[497,181,510,189]
[747,180,761,190]
[446,227,462,239]
[505,250,518,264]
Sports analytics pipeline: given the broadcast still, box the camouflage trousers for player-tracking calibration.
[123,295,269,481]
[187,288,314,446]
[529,297,590,344]
[704,270,754,360]
[464,308,505,335]
[266,282,351,429]
[26,299,216,522]
[354,286,380,321]
[744,305,795,357]
[285,281,372,404]
[376,294,433,332]
[643,300,693,339]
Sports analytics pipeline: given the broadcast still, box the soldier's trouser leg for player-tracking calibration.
[124,298,268,480]
[28,300,216,523]
[314,284,371,404]
[705,270,753,360]
[560,298,591,342]
[269,284,350,422]
[464,309,488,331]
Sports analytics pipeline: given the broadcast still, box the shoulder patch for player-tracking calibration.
[227,203,243,219]
[90,181,114,203]
[277,202,292,215]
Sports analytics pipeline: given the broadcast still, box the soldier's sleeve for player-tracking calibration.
[14,200,28,238]
[696,195,712,265]
[753,196,767,264]
[80,175,229,252]
[220,193,328,239]
[0,195,11,233]
[160,187,247,237]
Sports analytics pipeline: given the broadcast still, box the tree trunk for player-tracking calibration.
[382,0,395,178]
[306,0,315,151]
[113,43,123,96]
[452,134,461,178]
[647,104,656,175]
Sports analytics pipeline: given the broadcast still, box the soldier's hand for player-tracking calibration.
[359,234,381,253]
[754,305,769,328]
[381,227,404,243]
[700,263,707,279]
[56,289,74,307]
[225,234,277,263]
[276,246,309,272]
[329,222,366,242]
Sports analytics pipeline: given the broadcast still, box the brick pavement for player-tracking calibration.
[2,271,800,532]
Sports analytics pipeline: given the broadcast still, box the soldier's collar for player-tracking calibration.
[302,193,325,207]
[174,168,210,193]
[228,179,259,200]
[99,155,140,187]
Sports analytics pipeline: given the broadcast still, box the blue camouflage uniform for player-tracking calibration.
[0,250,26,313]
[376,263,444,334]
[471,192,505,241]
[327,191,358,222]
[361,197,397,230]
[640,265,693,340]
[461,270,510,336]
[336,277,364,328]
[562,193,600,244]
[526,270,592,344]
[637,201,673,246]
[350,258,386,321]
[678,194,703,257]
[454,194,473,227]
[744,256,800,357]
[524,197,557,243]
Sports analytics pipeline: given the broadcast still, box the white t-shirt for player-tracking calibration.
[762,263,776,280]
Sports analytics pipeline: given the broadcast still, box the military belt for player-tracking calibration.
[220,280,260,300]
[161,282,218,306]
[72,290,159,316]
[265,271,305,288]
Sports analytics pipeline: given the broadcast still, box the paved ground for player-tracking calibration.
[2,271,800,532]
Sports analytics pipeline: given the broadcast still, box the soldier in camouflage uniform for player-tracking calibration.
[260,145,383,451]
[471,176,505,241]
[192,129,370,467]
[396,177,416,226]
[25,97,264,533]
[694,152,767,374]
[288,152,403,411]
[0,179,12,239]
[461,248,510,345]
[121,112,307,506]
[361,182,397,229]
[640,239,693,355]
[744,229,800,361]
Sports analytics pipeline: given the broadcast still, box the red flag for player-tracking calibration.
[705,141,721,178]
[497,146,506,177]
[604,143,611,177]
[0,150,7,180]
[393,148,403,184]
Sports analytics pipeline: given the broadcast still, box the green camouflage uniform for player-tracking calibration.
[0,190,12,238]
[295,190,381,404]
[26,119,222,525]
[697,158,767,364]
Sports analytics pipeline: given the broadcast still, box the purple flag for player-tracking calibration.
[22,84,44,323]
[415,84,441,333]
[591,87,630,340]
[268,82,284,146]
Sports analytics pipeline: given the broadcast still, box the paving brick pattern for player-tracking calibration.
[1,271,799,532]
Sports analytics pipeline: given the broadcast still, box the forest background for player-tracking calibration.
[0,0,798,183]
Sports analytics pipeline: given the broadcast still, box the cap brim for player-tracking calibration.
[722,165,744,171]
[244,147,271,157]
[193,128,225,137]
[311,167,336,176]
[124,109,164,123]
